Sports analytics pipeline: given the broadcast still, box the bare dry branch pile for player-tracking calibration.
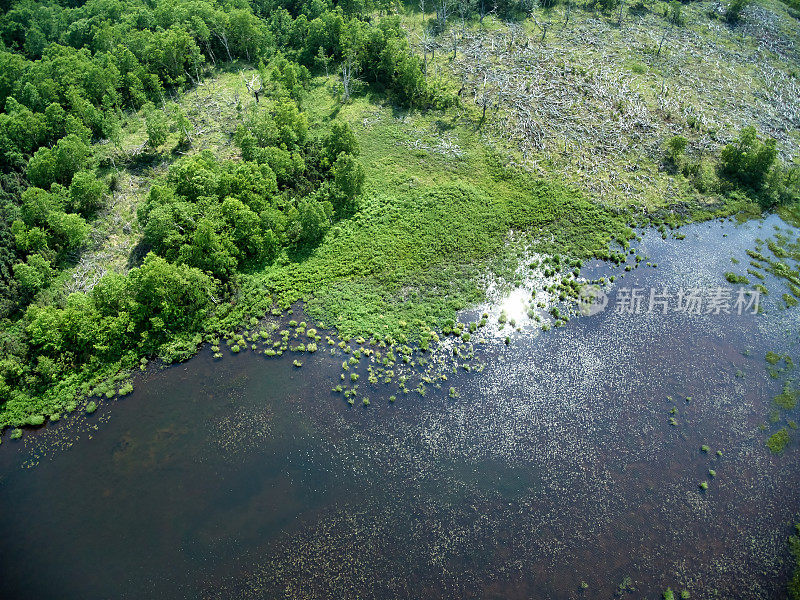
[401,131,466,157]
[431,3,799,203]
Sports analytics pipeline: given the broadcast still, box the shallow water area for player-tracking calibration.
[0,215,798,599]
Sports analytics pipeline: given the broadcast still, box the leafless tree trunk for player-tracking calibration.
[436,0,451,30]
[478,0,489,24]
[184,69,199,87]
[174,109,193,146]
[204,40,217,66]
[341,54,357,102]
[657,25,670,56]
[478,72,490,122]
[420,30,430,74]
[242,72,263,103]
[419,30,439,75]
[213,28,233,62]
[316,47,332,75]
[458,0,470,32]
[508,24,522,49]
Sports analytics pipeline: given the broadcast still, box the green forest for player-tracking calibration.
[0,0,448,426]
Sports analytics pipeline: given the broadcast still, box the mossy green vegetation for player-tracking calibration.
[767,428,791,454]
[775,384,800,411]
[266,162,634,342]
[789,523,800,600]
[724,272,750,285]
[767,351,784,365]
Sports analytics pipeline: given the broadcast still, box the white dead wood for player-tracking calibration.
[241,71,264,103]
[341,54,358,102]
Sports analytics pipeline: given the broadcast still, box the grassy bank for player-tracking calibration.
[247,82,636,341]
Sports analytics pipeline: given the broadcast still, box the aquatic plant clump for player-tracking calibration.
[767,428,791,454]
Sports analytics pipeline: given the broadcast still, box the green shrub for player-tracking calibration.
[85,401,97,414]
[691,158,719,193]
[596,0,620,10]
[630,62,647,75]
[69,171,107,216]
[725,272,750,284]
[766,351,782,365]
[27,415,45,426]
[725,0,750,22]
[664,135,687,168]
[145,103,169,149]
[765,163,800,207]
[27,134,91,188]
[666,2,685,25]
[720,126,777,191]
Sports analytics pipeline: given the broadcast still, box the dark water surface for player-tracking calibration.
[1,216,799,599]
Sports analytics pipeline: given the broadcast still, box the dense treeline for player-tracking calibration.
[140,97,364,280]
[0,0,444,427]
[0,0,441,305]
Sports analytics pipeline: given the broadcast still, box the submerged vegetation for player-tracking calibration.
[729,225,800,454]
[767,427,791,454]
[790,523,800,600]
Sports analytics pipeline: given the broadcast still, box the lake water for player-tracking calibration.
[1,215,798,599]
